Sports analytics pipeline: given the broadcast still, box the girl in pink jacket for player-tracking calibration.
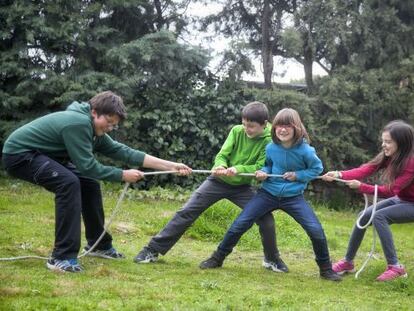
[323,120,414,281]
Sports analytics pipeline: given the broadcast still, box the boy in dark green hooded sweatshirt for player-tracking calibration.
[2,91,191,272]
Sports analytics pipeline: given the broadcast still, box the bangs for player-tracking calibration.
[273,112,295,126]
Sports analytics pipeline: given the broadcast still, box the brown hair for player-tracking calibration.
[271,108,310,145]
[89,91,126,121]
[241,101,269,125]
[370,120,414,184]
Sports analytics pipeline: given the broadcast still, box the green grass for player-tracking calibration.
[1,178,414,310]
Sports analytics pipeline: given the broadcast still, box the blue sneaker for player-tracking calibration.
[82,246,125,259]
[46,258,83,273]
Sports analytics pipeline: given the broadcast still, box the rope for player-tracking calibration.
[78,182,130,259]
[0,182,131,262]
[0,169,361,263]
[355,185,378,279]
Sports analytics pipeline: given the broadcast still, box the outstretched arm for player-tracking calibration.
[142,154,192,175]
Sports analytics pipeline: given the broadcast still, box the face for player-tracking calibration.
[92,109,120,136]
[242,118,266,138]
[381,131,398,157]
[275,124,295,146]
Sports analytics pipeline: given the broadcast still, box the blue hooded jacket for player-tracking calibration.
[260,140,323,197]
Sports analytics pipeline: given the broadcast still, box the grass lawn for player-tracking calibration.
[0,178,413,310]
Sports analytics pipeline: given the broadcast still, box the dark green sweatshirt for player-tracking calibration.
[2,102,145,182]
[212,123,272,185]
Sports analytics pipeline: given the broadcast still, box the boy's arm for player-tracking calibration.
[234,144,268,173]
[94,134,146,166]
[142,154,191,174]
[62,125,124,181]
[96,134,191,174]
[213,127,236,169]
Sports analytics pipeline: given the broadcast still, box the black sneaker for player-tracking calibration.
[82,246,125,259]
[320,267,342,282]
[133,247,159,264]
[199,252,224,269]
[263,257,289,273]
[46,258,83,273]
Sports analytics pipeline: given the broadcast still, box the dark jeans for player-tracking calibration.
[2,151,112,259]
[345,196,414,265]
[148,177,280,261]
[217,188,331,267]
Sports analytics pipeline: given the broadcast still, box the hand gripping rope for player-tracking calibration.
[0,170,377,273]
[0,170,285,262]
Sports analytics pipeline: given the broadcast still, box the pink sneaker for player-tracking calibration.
[332,259,355,275]
[376,265,408,282]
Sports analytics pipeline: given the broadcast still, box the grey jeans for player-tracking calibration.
[345,196,414,265]
[147,177,279,261]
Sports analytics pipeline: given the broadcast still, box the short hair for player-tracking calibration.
[241,101,269,125]
[89,91,127,121]
[271,108,310,145]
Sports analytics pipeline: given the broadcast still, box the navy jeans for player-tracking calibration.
[148,177,279,261]
[217,189,331,267]
[2,151,112,259]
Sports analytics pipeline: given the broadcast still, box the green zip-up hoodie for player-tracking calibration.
[2,102,145,182]
[212,123,271,185]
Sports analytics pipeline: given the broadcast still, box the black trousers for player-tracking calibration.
[2,151,112,259]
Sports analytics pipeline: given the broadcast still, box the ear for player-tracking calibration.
[91,109,98,118]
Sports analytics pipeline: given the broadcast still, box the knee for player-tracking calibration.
[62,174,81,192]
[230,219,253,234]
[357,210,372,226]
[372,213,388,226]
[256,213,275,231]
[306,224,326,240]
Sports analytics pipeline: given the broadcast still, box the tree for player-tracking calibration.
[201,0,294,88]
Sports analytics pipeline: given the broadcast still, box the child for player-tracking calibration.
[200,108,341,281]
[134,101,287,273]
[323,120,414,281]
[2,91,191,273]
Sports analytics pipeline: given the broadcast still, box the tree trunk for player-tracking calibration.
[303,46,314,91]
[262,0,273,89]
[303,28,314,92]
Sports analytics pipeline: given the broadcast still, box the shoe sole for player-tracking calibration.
[377,273,408,281]
[83,252,125,260]
[46,262,82,273]
[82,248,125,260]
[134,257,158,264]
[46,262,66,273]
[335,269,356,275]
[262,261,288,273]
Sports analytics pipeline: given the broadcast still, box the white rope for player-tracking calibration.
[0,170,278,262]
[78,182,130,259]
[355,185,378,279]
[0,170,353,263]
[0,182,131,262]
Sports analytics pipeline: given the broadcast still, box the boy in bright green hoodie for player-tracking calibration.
[134,101,287,273]
[2,91,191,272]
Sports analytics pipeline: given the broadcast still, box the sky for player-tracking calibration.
[184,2,327,83]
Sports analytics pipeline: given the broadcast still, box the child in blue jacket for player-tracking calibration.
[199,108,341,281]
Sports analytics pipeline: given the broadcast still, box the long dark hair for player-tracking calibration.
[370,120,414,183]
[271,108,310,145]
